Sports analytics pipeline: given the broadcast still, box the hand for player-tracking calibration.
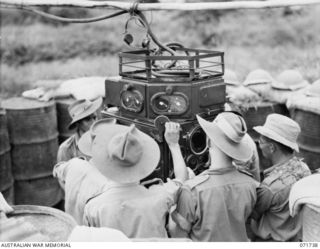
[164,122,181,147]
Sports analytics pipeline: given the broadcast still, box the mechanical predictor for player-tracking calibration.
[102,46,225,181]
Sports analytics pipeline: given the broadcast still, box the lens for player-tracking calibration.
[122,92,135,108]
[154,96,169,111]
[120,90,144,113]
[186,155,198,169]
[189,126,208,155]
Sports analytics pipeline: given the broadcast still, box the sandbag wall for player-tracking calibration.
[291,109,320,172]
[2,97,63,206]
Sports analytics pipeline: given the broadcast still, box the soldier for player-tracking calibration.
[53,118,115,224]
[57,97,102,162]
[82,122,188,238]
[169,112,258,241]
[251,114,311,241]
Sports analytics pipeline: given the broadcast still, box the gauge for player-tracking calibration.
[120,89,144,113]
[151,92,189,115]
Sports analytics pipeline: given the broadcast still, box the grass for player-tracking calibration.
[1,5,320,98]
[0,56,119,98]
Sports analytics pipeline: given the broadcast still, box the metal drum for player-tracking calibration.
[2,205,77,242]
[302,205,320,242]
[55,97,76,144]
[0,109,14,204]
[291,109,320,172]
[2,97,62,206]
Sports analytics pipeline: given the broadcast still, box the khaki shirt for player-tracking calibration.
[251,156,311,241]
[57,132,88,162]
[234,134,260,182]
[171,167,258,242]
[83,179,182,238]
[53,158,111,225]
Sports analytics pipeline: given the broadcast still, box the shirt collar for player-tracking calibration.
[263,155,295,177]
[75,131,81,144]
[206,167,237,175]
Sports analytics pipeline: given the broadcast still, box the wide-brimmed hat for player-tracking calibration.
[197,113,252,161]
[243,69,274,86]
[68,97,103,130]
[91,124,160,183]
[253,113,300,152]
[272,70,309,90]
[78,118,117,157]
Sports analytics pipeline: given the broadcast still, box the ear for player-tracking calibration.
[269,143,276,153]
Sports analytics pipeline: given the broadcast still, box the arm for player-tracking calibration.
[53,160,71,190]
[164,122,188,182]
[168,215,189,238]
[57,143,71,163]
[169,186,196,238]
[251,184,274,220]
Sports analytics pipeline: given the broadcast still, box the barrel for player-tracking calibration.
[298,148,320,173]
[302,205,320,242]
[55,97,76,144]
[3,205,77,242]
[0,109,14,205]
[2,97,63,206]
[242,102,289,140]
[291,109,320,172]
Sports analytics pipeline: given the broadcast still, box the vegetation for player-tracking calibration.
[1,5,319,98]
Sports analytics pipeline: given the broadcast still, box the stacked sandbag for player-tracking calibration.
[286,79,320,172]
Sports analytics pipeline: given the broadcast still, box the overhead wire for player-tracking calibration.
[20,7,127,23]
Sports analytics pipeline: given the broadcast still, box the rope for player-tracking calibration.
[1,0,320,11]
[129,1,139,16]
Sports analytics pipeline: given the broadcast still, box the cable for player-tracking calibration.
[20,6,127,23]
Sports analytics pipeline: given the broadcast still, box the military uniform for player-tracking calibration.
[171,167,258,242]
[83,179,182,238]
[53,158,111,224]
[57,132,88,162]
[251,156,311,241]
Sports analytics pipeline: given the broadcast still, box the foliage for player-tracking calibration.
[0,5,319,97]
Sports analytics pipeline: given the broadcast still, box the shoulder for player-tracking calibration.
[60,135,76,148]
[58,136,76,155]
[184,174,210,190]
